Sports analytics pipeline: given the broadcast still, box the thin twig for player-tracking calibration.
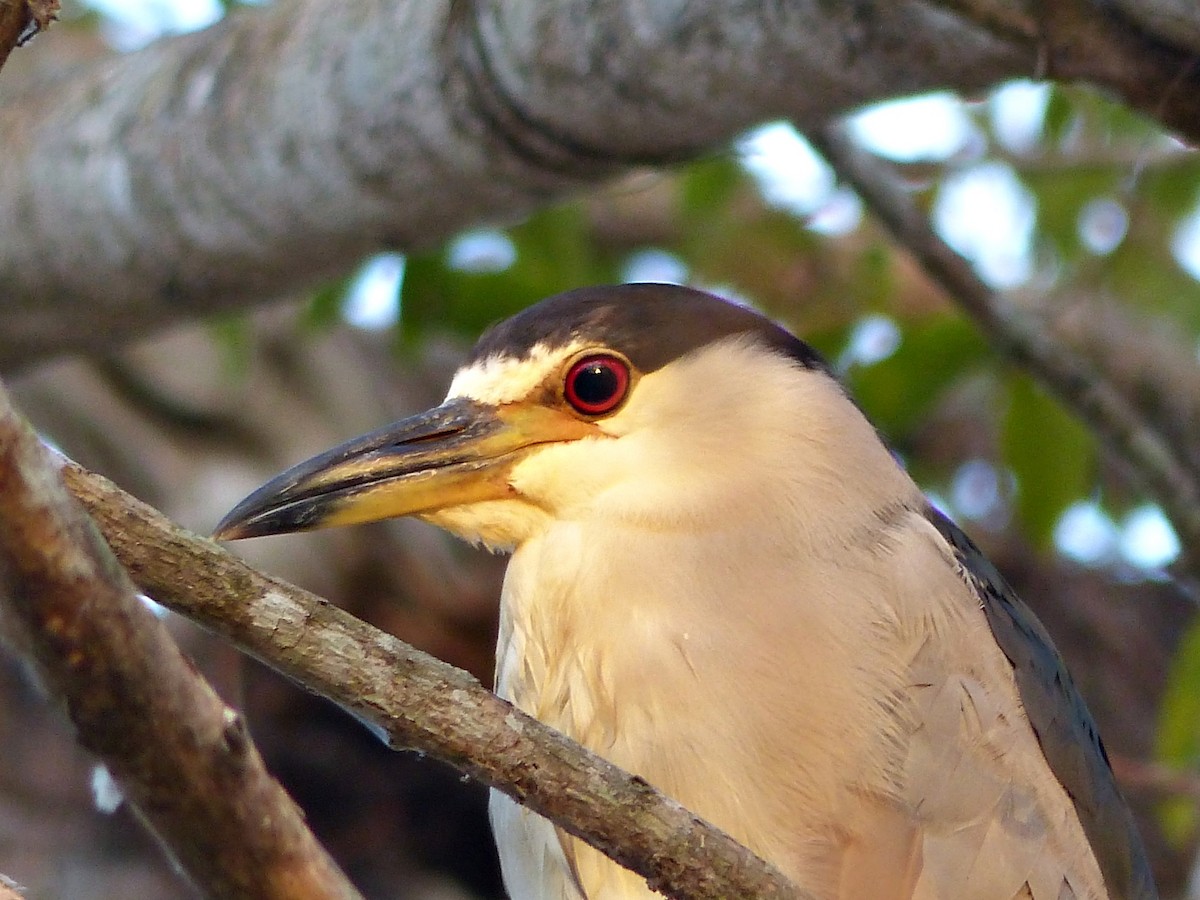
[1109,754,1200,804]
[60,459,809,900]
[0,381,362,900]
[810,122,1200,566]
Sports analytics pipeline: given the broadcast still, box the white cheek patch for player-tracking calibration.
[446,342,587,405]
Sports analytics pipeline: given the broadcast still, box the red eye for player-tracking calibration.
[564,355,630,416]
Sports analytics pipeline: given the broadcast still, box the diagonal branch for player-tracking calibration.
[809,122,1200,567]
[60,458,809,900]
[0,381,362,900]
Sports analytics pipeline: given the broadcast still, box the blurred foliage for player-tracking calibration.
[1001,375,1096,549]
[843,314,989,437]
[400,206,622,346]
[1158,621,1200,843]
[300,273,356,334]
[207,315,254,379]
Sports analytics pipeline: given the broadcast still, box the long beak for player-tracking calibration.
[213,397,594,540]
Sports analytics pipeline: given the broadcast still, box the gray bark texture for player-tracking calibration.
[0,0,1044,369]
[4,0,1197,370]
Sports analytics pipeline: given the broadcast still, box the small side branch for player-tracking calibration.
[0,382,361,900]
[810,122,1200,567]
[1110,754,1200,804]
[61,460,809,900]
[0,0,58,69]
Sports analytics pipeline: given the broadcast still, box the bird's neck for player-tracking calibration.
[493,490,928,896]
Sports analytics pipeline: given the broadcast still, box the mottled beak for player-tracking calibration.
[213,397,594,540]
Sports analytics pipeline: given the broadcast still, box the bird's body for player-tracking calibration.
[216,284,1155,900]
[480,339,1104,899]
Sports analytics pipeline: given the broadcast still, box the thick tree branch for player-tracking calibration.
[926,0,1200,138]
[0,382,361,900]
[0,0,1034,371]
[1105,0,1200,55]
[810,123,1200,566]
[4,2,1197,372]
[60,459,808,900]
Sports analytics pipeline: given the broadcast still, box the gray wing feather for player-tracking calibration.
[926,506,1158,900]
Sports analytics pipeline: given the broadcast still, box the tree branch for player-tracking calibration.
[809,122,1200,568]
[0,0,57,70]
[923,0,1200,141]
[60,459,809,900]
[1109,754,1200,804]
[0,381,362,900]
[3,2,1197,372]
[0,0,1035,371]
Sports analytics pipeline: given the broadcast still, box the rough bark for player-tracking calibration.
[0,381,362,900]
[3,0,1194,370]
[3,0,1194,372]
[0,0,1034,370]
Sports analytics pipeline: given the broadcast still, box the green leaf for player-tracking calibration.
[300,273,355,333]
[1141,158,1200,221]
[1041,87,1077,147]
[206,314,252,379]
[1024,167,1122,265]
[845,314,990,437]
[400,204,620,346]
[680,155,748,219]
[1000,375,1095,548]
[1156,619,1200,843]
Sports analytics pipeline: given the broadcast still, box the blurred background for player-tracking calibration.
[3,1,1200,897]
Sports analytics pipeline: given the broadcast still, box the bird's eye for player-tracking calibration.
[564,354,630,416]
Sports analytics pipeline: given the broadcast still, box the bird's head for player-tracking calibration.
[215,284,891,552]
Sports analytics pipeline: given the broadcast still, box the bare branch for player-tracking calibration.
[0,0,1033,370]
[1110,754,1200,804]
[0,2,29,69]
[809,122,1200,567]
[0,382,361,900]
[60,459,810,900]
[924,0,1200,140]
[0,0,57,69]
[1,2,1197,372]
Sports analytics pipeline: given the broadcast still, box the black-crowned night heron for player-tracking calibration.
[216,284,1155,900]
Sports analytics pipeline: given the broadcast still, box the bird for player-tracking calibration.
[215,283,1156,900]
